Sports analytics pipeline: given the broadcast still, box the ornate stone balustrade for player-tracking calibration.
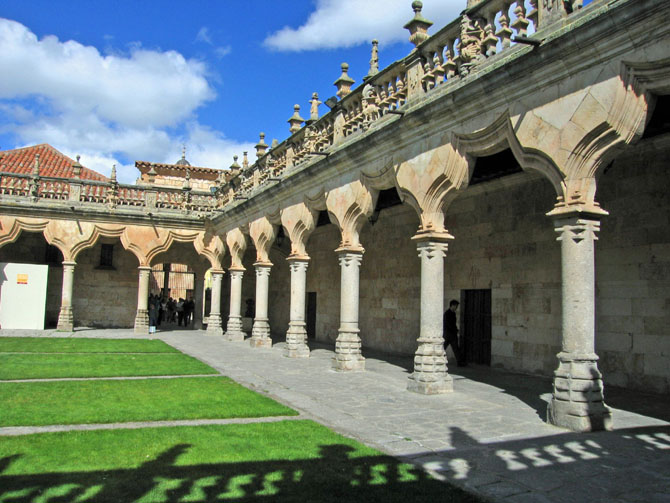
[0,172,220,216]
[223,0,588,206]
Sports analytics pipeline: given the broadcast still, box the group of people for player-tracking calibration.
[148,294,195,330]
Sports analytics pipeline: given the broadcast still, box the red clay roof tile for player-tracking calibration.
[0,144,108,181]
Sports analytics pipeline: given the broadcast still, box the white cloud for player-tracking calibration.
[195,27,213,45]
[264,0,464,51]
[0,18,250,184]
[0,18,214,128]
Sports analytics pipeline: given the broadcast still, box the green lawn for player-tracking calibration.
[0,377,297,426]
[0,353,217,380]
[0,421,480,502]
[0,337,178,353]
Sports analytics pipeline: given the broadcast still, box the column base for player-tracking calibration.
[134,309,149,335]
[407,341,452,394]
[249,319,272,348]
[224,316,245,342]
[547,352,613,432]
[56,307,74,332]
[407,374,454,394]
[333,329,365,371]
[206,314,223,336]
[285,322,310,358]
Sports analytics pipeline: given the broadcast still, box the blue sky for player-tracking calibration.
[0,1,572,183]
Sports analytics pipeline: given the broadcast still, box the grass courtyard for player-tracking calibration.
[0,336,480,502]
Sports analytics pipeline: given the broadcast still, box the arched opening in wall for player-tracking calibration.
[0,231,62,328]
[470,148,522,185]
[445,151,559,374]
[151,263,195,326]
[642,94,670,139]
[267,228,291,342]
[150,242,211,332]
[306,210,340,344]
[72,237,139,329]
[358,186,421,357]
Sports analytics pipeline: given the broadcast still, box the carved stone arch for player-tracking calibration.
[194,230,226,271]
[325,179,378,251]
[225,227,248,270]
[42,221,125,263]
[249,217,277,265]
[280,202,318,259]
[120,226,199,267]
[68,224,126,262]
[0,216,48,249]
[393,132,468,239]
[145,230,201,266]
[455,112,564,196]
[611,58,670,145]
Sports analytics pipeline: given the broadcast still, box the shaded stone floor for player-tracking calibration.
[2,328,669,502]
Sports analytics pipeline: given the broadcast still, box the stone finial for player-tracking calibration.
[271,139,279,149]
[183,168,191,190]
[288,104,306,133]
[365,40,379,80]
[334,63,355,99]
[230,155,241,174]
[255,132,268,157]
[32,154,40,177]
[242,151,249,169]
[466,0,484,7]
[110,164,117,182]
[310,92,321,121]
[147,166,157,184]
[72,155,82,178]
[404,1,433,48]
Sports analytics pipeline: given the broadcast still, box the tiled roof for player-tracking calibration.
[0,144,108,181]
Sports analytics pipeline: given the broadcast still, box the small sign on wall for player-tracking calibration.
[16,274,28,285]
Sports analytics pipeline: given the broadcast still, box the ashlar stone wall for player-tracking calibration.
[72,241,139,328]
[595,136,670,394]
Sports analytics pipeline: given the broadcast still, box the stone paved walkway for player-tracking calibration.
[2,328,669,502]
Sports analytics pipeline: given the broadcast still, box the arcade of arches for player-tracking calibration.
[0,0,669,434]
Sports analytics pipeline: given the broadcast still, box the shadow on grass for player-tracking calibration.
[0,443,478,503]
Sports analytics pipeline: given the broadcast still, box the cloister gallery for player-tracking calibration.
[0,0,668,433]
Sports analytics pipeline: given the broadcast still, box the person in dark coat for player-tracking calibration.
[444,299,466,367]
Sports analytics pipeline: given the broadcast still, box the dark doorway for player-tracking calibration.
[462,289,492,365]
[306,292,317,339]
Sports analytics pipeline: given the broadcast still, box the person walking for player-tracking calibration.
[444,299,467,367]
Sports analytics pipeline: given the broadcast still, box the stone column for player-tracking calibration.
[408,239,453,394]
[134,266,151,335]
[206,270,224,335]
[285,258,310,357]
[249,263,272,348]
[224,268,245,341]
[56,261,76,331]
[333,250,365,371]
[548,216,612,431]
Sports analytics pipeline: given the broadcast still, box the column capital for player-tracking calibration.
[337,249,364,268]
[210,269,225,276]
[289,259,309,274]
[416,239,449,260]
[228,266,245,272]
[253,261,273,268]
[138,265,152,272]
[62,260,77,267]
[554,217,601,243]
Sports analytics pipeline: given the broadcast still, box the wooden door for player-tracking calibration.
[462,289,492,365]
